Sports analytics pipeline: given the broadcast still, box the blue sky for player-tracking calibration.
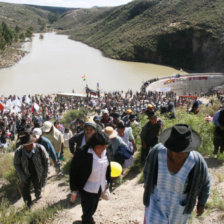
[0,0,133,8]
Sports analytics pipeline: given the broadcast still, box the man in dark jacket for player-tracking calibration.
[14,130,49,207]
[213,107,224,154]
[69,122,96,155]
[140,111,162,164]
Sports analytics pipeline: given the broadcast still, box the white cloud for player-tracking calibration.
[0,0,133,8]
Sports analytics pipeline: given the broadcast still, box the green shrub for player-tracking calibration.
[206,189,224,211]
[0,198,62,224]
[27,204,62,224]
[0,198,25,224]
[0,153,14,178]
[60,108,88,128]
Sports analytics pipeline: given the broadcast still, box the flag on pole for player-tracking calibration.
[82,75,86,81]
[97,82,99,90]
[0,102,5,111]
[31,103,40,113]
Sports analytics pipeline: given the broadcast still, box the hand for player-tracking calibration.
[196,205,205,216]
[59,151,64,159]
[20,181,26,188]
[70,191,77,204]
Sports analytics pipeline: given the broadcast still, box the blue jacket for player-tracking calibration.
[143,143,210,214]
[39,136,57,161]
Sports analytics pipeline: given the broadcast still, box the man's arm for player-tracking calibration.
[197,158,210,216]
[213,111,221,127]
[14,149,27,183]
[69,135,77,154]
[39,145,50,185]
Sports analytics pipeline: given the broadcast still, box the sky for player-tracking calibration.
[0,0,133,8]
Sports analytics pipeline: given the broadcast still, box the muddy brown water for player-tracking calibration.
[0,33,182,96]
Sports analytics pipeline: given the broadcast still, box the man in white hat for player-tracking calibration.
[32,128,62,175]
[14,130,49,208]
[42,121,64,163]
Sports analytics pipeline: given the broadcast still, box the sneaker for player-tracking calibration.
[57,171,63,176]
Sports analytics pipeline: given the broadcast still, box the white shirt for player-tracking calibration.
[84,148,109,193]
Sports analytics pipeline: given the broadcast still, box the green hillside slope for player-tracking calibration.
[0,2,50,31]
[55,0,224,72]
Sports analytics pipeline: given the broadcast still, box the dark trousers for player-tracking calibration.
[213,128,224,154]
[21,175,42,207]
[141,138,158,164]
[80,188,101,224]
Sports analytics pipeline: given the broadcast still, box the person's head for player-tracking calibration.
[32,128,42,141]
[93,115,101,124]
[117,120,125,137]
[146,104,154,112]
[147,111,157,125]
[84,122,97,140]
[42,121,53,134]
[102,109,109,119]
[160,124,201,154]
[86,131,110,156]
[104,126,117,139]
[125,109,132,115]
[18,130,36,151]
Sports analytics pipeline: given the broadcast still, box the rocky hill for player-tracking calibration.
[54,0,224,72]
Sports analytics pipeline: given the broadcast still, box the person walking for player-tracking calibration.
[42,121,64,160]
[32,128,62,175]
[69,131,111,224]
[140,111,162,164]
[14,130,49,208]
[213,107,224,154]
[143,124,210,224]
[69,122,97,155]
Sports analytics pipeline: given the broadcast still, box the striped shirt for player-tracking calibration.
[145,147,195,224]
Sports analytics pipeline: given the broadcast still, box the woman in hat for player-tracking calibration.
[69,131,111,224]
[104,126,130,166]
[143,124,210,224]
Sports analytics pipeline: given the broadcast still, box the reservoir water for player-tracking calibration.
[0,33,182,95]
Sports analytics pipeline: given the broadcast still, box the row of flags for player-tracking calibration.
[0,96,40,114]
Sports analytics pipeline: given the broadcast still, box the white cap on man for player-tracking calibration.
[32,128,42,139]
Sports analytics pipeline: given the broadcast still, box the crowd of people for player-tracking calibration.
[1,86,224,223]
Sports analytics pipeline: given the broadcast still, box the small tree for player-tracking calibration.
[48,12,59,24]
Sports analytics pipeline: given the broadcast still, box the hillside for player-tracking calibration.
[0,2,50,31]
[54,0,224,72]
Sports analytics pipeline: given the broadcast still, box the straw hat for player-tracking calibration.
[126,109,132,114]
[147,104,154,109]
[104,126,117,139]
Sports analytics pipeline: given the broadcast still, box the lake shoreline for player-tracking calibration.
[0,42,28,69]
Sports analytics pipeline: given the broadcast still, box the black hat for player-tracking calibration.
[147,111,156,119]
[117,120,125,129]
[18,130,36,145]
[160,124,201,152]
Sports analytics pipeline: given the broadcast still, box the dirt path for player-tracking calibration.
[12,157,224,224]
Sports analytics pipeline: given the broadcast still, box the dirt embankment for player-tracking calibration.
[0,42,27,69]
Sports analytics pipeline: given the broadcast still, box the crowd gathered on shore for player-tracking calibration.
[1,82,224,224]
